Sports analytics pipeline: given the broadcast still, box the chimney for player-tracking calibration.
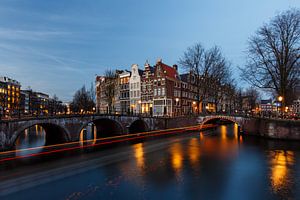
[156,58,162,64]
[173,64,178,71]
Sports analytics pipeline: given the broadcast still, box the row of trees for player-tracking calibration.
[179,8,299,113]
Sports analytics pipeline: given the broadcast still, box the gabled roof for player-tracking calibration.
[156,62,179,80]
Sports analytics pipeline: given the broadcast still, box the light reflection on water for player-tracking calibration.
[15,125,46,156]
[269,150,295,197]
[170,142,184,174]
[6,123,300,200]
[133,143,145,169]
[79,123,97,146]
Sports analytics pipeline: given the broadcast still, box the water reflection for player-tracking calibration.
[133,143,145,169]
[269,150,295,196]
[15,125,46,156]
[79,123,97,146]
[169,143,184,173]
[221,125,227,140]
[188,138,200,169]
[5,124,300,200]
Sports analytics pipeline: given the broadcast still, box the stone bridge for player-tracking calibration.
[0,114,249,151]
[2,114,297,151]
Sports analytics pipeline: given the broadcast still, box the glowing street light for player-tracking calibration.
[278,96,283,102]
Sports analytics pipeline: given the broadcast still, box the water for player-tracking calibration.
[2,124,300,200]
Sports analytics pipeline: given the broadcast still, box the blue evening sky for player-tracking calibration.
[0,0,299,101]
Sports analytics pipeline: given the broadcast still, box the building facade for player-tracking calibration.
[141,61,154,115]
[95,70,121,114]
[119,70,131,115]
[0,76,21,116]
[152,59,181,117]
[20,89,50,115]
[180,73,199,115]
[129,64,143,114]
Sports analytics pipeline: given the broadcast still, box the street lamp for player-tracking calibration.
[93,107,96,113]
[278,96,283,117]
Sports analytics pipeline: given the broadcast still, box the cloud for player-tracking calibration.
[0,28,71,41]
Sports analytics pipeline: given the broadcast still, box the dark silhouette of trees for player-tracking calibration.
[244,87,260,111]
[70,85,95,113]
[241,9,300,106]
[179,43,233,113]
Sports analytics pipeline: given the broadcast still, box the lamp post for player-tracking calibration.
[192,101,196,116]
[278,96,283,118]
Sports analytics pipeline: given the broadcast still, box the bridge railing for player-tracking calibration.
[0,111,298,123]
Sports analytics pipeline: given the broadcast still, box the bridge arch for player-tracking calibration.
[11,122,71,147]
[200,116,239,128]
[128,119,149,134]
[78,117,124,139]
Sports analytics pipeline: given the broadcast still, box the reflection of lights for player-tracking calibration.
[93,125,97,145]
[188,138,200,166]
[233,123,238,139]
[170,143,183,172]
[220,125,227,140]
[79,129,85,146]
[35,125,39,136]
[270,151,294,192]
[199,132,204,140]
[133,143,144,169]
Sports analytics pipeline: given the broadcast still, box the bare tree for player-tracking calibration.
[104,69,117,114]
[241,9,300,106]
[89,82,96,104]
[244,87,260,112]
[179,43,205,113]
[179,44,232,113]
[70,85,95,113]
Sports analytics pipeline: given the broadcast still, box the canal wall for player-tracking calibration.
[242,118,300,140]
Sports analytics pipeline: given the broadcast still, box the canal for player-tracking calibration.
[1,123,300,200]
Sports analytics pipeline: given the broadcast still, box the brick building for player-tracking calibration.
[152,59,181,117]
[141,61,155,115]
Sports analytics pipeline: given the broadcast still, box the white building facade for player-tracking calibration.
[129,64,142,114]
